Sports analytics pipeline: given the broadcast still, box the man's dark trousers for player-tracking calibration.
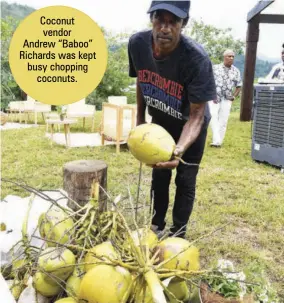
[151,120,208,238]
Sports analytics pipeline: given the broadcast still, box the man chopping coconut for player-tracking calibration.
[128,1,216,238]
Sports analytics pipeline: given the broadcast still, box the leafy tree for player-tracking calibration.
[86,29,135,110]
[1,1,35,110]
[1,16,22,110]
[184,19,274,78]
[185,19,245,64]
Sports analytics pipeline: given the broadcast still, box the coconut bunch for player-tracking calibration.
[39,220,203,303]
[80,227,202,303]
[2,181,210,303]
[38,207,204,303]
[38,182,126,251]
[1,182,126,302]
[70,190,204,303]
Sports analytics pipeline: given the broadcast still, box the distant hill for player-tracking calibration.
[1,1,35,20]
[258,54,279,64]
[234,54,276,79]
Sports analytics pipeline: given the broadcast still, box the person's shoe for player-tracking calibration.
[210,143,221,148]
[151,224,166,239]
[169,226,186,239]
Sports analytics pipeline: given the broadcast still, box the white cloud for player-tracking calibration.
[4,0,284,60]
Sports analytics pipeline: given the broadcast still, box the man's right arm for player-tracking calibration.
[136,80,146,126]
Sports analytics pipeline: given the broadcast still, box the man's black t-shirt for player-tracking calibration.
[128,30,216,129]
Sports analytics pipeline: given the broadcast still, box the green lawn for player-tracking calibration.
[1,109,284,298]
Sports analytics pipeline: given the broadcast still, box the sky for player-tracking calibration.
[4,0,284,60]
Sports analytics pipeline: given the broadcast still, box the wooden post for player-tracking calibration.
[240,17,259,121]
[63,160,108,211]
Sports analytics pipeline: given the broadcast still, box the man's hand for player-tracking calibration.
[147,146,184,169]
[147,158,180,169]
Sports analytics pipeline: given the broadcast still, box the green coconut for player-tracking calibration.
[167,279,190,303]
[38,247,75,283]
[66,266,84,298]
[7,280,25,300]
[38,207,74,247]
[79,264,132,303]
[129,227,158,250]
[33,271,61,297]
[127,123,176,165]
[11,258,28,278]
[154,237,200,271]
[133,277,190,303]
[84,241,118,272]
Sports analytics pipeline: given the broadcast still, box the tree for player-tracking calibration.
[1,1,35,110]
[185,19,245,64]
[1,17,22,110]
[86,29,135,110]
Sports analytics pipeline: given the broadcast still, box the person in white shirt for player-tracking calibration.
[209,49,242,147]
[266,44,284,81]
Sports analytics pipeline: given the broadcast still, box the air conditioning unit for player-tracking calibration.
[251,83,284,168]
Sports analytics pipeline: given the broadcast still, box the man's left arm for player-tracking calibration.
[231,69,242,100]
[232,86,241,100]
[153,55,216,169]
[175,102,205,156]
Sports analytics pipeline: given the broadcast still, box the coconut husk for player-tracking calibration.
[199,281,255,303]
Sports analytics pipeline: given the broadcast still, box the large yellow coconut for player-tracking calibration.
[127,123,176,165]
[38,247,75,283]
[38,207,74,247]
[154,237,200,271]
[55,298,77,303]
[84,241,118,272]
[129,228,158,250]
[33,271,61,297]
[79,264,132,303]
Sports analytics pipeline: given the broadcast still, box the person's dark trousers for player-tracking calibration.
[151,121,208,238]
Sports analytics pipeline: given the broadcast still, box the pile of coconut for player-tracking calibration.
[2,185,204,303]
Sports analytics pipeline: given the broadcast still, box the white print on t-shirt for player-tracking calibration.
[144,95,183,120]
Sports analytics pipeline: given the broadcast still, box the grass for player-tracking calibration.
[1,107,284,299]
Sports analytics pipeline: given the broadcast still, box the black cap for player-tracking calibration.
[147,1,190,19]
